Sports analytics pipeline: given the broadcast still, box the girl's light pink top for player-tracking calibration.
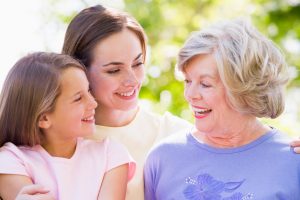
[0,138,135,200]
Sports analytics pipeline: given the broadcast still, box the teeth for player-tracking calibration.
[119,90,134,97]
[192,107,212,114]
[82,116,94,121]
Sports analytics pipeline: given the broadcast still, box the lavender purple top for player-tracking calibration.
[144,129,300,200]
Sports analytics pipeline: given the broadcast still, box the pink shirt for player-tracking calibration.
[0,138,135,200]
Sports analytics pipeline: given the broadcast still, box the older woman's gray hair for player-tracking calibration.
[177,19,289,119]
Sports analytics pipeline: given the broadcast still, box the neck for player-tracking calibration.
[95,106,139,127]
[193,119,271,148]
[41,138,77,158]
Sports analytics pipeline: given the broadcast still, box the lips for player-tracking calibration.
[81,115,95,123]
[191,106,212,118]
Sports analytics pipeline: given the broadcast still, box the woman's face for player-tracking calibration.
[88,29,145,111]
[183,54,243,135]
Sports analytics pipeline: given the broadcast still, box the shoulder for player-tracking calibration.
[103,138,136,180]
[0,143,38,176]
[0,143,20,162]
[0,142,20,154]
[138,107,190,125]
[0,143,36,160]
[136,107,161,123]
[162,111,192,125]
[146,130,190,161]
[141,107,192,132]
[261,129,300,160]
[144,131,191,178]
[265,129,294,149]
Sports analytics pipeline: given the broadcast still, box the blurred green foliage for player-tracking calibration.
[55,0,300,135]
[125,0,300,109]
[123,0,300,135]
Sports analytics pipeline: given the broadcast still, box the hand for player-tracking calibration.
[15,184,55,200]
[290,139,300,153]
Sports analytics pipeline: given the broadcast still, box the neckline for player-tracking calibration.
[36,138,82,162]
[188,129,277,154]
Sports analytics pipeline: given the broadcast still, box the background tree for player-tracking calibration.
[53,0,300,135]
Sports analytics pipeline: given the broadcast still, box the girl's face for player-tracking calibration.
[87,29,145,112]
[183,54,244,136]
[42,67,97,141]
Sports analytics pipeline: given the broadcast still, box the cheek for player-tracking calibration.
[93,80,114,98]
[212,100,233,121]
[136,67,145,82]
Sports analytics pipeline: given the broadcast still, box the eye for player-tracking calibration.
[132,62,144,68]
[74,95,82,102]
[107,69,120,74]
[200,82,211,88]
[184,79,191,84]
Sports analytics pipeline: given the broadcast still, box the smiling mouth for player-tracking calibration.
[195,109,212,115]
[192,107,212,115]
[118,90,135,97]
[81,115,95,122]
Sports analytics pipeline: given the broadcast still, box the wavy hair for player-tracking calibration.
[178,19,289,118]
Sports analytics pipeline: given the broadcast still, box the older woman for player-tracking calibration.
[144,19,300,200]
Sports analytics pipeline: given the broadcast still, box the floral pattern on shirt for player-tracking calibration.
[183,173,253,200]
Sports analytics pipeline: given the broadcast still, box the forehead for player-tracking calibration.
[183,54,219,78]
[59,67,88,93]
[91,29,142,63]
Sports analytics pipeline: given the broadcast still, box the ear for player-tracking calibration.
[38,114,51,129]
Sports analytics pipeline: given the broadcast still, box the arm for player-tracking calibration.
[98,164,128,200]
[0,175,54,200]
[0,174,32,200]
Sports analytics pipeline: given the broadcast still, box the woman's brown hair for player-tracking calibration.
[62,4,147,68]
[0,52,85,147]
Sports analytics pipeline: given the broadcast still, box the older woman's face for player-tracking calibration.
[183,54,242,135]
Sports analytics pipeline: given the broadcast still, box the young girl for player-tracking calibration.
[0,52,135,200]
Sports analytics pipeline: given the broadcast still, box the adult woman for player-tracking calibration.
[144,19,300,199]
[62,5,192,200]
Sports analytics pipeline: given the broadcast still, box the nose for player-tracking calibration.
[87,93,98,109]
[122,69,138,87]
[184,83,202,103]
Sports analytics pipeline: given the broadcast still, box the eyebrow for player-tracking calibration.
[102,53,143,67]
[184,72,216,80]
[199,74,217,79]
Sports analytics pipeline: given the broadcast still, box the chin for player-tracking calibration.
[195,123,210,133]
[83,127,96,136]
[119,102,139,111]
